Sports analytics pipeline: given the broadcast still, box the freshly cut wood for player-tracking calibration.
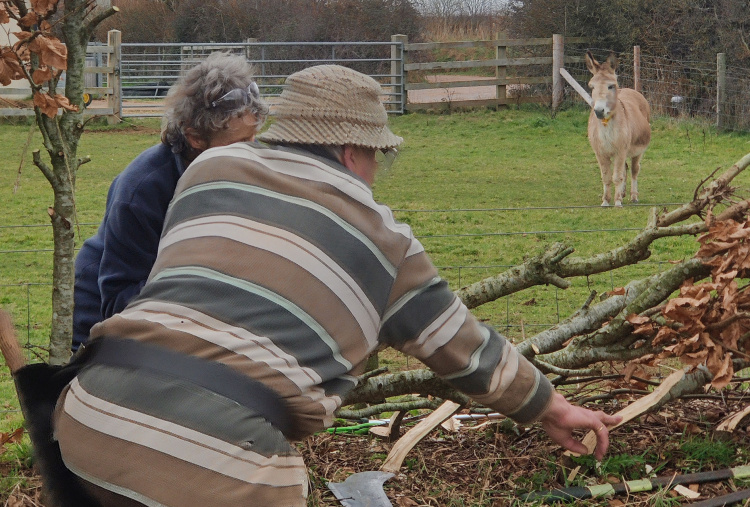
[370,411,405,442]
[0,310,25,373]
[569,367,688,456]
[717,404,750,432]
[381,401,460,473]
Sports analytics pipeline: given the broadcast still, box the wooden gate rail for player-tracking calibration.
[399,35,588,112]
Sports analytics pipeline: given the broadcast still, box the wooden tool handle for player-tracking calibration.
[0,310,26,373]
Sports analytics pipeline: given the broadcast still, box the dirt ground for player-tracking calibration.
[3,390,750,507]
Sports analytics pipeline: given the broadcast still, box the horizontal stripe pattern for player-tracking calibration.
[158,215,380,341]
[61,141,553,504]
[188,143,414,242]
[56,382,307,506]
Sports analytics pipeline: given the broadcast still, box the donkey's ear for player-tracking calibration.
[585,51,598,73]
[606,52,618,70]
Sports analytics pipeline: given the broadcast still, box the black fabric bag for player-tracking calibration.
[13,349,100,507]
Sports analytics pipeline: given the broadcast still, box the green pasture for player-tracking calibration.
[1,106,750,436]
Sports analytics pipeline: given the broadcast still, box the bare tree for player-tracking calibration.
[1,0,117,364]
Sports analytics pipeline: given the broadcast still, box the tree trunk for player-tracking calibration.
[5,0,118,364]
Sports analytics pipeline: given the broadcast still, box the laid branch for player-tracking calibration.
[337,398,441,420]
[456,242,574,309]
[531,359,599,377]
[456,155,750,310]
[658,153,750,226]
[516,277,651,357]
[343,369,471,407]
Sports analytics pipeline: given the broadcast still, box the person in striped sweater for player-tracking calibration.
[53,65,620,506]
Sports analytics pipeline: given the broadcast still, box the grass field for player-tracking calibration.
[1,106,750,499]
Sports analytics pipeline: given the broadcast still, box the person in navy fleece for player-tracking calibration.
[72,52,268,351]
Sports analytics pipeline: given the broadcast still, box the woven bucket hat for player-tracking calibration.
[258,65,403,150]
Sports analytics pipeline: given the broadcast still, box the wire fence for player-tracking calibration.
[0,201,697,345]
[561,46,750,132]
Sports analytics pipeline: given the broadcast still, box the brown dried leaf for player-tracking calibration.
[608,287,626,296]
[709,353,733,390]
[11,31,33,42]
[626,314,651,325]
[28,35,67,70]
[30,0,58,15]
[32,64,52,85]
[55,94,78,112]
[632,323,655,336]
[0,427,24,446]
[19,11,39,27]
[395,497,420,507]
[0,48,25,86]
[652,326,677,347]
[0,4,10,24]
[33,91,58,117]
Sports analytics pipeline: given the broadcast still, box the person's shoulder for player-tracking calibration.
[109,143,182,201]
[126,143,179,173]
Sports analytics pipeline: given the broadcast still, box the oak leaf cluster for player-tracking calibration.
[0,0,76,117]
[630,214,750,389]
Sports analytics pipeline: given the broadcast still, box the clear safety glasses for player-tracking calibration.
[210,81,261,109]
[375,147,399,170]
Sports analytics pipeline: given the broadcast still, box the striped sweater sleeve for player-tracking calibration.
[379,240,553,424]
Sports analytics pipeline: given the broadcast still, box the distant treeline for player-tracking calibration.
[89,0,749,69]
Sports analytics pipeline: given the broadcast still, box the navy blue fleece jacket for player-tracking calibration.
[72,143,187,350]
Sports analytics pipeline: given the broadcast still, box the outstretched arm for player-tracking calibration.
[539,392,622,460]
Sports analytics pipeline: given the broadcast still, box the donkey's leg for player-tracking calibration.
[630,154,642,203]
[612,155,628,207]
[597,156,613,206]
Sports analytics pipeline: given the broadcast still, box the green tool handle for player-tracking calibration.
[520,465,750,503]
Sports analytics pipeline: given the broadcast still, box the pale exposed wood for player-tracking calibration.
[717,404,750,431]
[674,484,701,499]
[569,368,687,456]
[369,411,405,442]
[381,401,461,473]
[440,417,461,432]
[560,67,592,106]
[0,310,25,374]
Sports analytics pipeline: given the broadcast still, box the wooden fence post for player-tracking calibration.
[106,29,121,124]
[391,34,407,113]
[552,34,563,112]
[495,32,507,107]
[716,52,726,130]
[633,45,641,92]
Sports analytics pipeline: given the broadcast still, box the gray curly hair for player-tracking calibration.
[161,52,269,156]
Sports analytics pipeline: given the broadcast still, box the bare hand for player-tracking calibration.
[538,392,622,460]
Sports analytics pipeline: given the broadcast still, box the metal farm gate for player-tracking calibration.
[117,40,405,117]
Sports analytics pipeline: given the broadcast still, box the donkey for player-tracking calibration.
[586,51,651,207]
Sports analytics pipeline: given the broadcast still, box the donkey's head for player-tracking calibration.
[585,51,619,125]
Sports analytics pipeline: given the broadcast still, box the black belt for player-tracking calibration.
[82,337,293,436]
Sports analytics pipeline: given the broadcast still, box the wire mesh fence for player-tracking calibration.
[560,46,750,132]
[0,202,696,346]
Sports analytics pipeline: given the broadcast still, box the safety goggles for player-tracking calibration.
[375,147,399,170]
[210,81,261,108]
